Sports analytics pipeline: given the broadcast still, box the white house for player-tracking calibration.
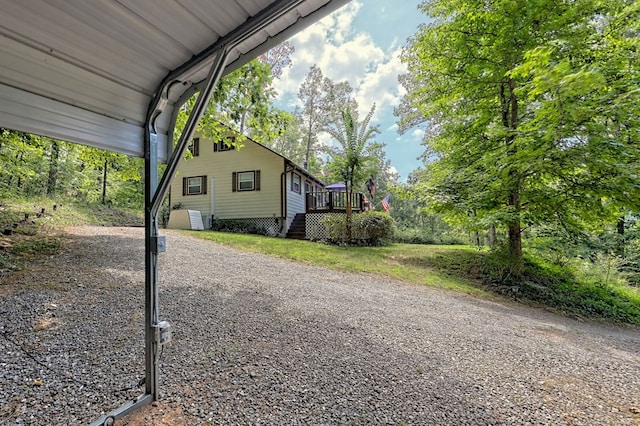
[169,134,324,236]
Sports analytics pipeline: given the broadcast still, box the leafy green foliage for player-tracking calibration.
[398,0,640,275]
[353,211,395,246]
[324,105,384,239]
[297,65,356,170]
[210,218,267,236]
[320,214,349,243]
[394,227,466,245]
[321,211,395,246]
[466,242,639,323]
[0,129,144,208]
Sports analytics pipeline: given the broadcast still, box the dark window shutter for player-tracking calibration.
[232,172,237,192]
[213,141,219,152]
[182,177,187,196]
[201,175,207,194]
[255,170,260,191]
[193,138,200,156]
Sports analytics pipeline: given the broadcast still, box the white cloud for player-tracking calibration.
[355,49,406,119]
[273,0,407,122]
[412,128,425,139]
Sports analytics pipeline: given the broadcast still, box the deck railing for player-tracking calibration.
[306,191,365,213]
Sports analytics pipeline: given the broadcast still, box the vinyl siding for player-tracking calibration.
[285,172,307,230]
[170,137,283,225]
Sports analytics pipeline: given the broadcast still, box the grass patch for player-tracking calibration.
[11,235,62,256]
[0,197,142,274]
[512,257,640,324]
[186,230,640,324]
[0,197,143,229]
[186,230,489,297]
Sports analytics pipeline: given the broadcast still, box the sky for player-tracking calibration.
[272,0,427,182]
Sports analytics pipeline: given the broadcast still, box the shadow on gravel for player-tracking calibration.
[154,282,507,425]
[63,232,144,272]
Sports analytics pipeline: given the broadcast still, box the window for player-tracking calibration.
[291,173,301,194]
[188,137,200,156]
[182,175,207,195]
[213,136,235,152]
[232,170,261,192]
[304,182,311,194]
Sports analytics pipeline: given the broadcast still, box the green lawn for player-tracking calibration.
[186,230,490,297]
[186,230,640,325]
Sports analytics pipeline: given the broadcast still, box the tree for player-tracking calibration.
[263,110,324,171]
[258,41,295,79]
[77,147,143,206]
[210,60,277,138]
[176,59,285,153]
[297,65,356,170]
[398,0,639,273]
[325,105,382,239]
[46,140,60,195]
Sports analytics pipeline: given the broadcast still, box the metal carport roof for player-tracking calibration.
[0,0,347,162]
[0,1,350,424]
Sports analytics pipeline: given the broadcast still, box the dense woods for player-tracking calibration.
[0,129,144,208]
[396,0,640,282]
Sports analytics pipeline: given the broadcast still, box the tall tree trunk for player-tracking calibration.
[304,108,314,170]
[47,141,60,195]
[508,188,523,272]
[616,215,625,256]
[101,159,108,205]
[345,180,353,241]
[239,110,247,135]
[488,224,496,248]
[502,78,523,273]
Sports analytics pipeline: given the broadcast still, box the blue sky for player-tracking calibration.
[272,1,427,182]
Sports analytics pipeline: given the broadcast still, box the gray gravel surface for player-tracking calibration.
[1,226,639,425]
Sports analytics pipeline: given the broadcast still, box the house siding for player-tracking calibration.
[171,138,284,227]
[286,171,306,231]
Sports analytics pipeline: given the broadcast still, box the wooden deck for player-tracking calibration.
[306,191,366,213]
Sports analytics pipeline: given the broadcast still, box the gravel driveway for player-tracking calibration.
[1,226,639,425]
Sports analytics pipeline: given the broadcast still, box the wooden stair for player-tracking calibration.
[286,213,306,240]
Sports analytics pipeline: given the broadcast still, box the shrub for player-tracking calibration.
[320,214,349,244]
[394,228,437,245]
[211,218,267,235]
[393,227,466,245]
[353,211,395,246]
[321,211,394,246]
[160,203,183,227]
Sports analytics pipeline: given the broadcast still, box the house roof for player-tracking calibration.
[0,0,350,162]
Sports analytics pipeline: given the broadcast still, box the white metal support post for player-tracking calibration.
[89,49,229,426]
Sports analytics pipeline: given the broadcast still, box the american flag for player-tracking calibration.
[381,195,390,213]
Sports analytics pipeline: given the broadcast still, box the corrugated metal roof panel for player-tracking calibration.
[0,0,350,161]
